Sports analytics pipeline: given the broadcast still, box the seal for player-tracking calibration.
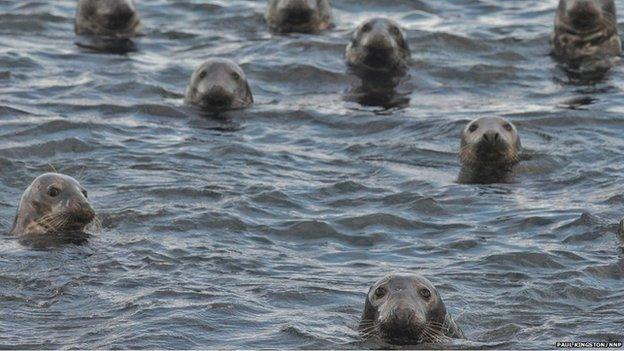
[9,173,95,236]
[458,117,522,184]
[359,274,465,346]
[185,58,254,111]
[552,0,621,61]
[346,18,411,75]
[266,0,332,33]
[75,0,142,37]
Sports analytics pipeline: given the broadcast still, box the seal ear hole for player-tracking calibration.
[47,186,61,198]
[419,288,432,300]
[468,123,478,132]
[503,123,513,132]
[374,286,387,299]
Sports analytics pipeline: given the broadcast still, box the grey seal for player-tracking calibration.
[359,274,465,345]
[458,117,522,184]
[553,0,621,61]
[10,173,95,236]
[75,0,142,37]
[185,58,253,111]
[346,18,411,74]
[266,0,332,33]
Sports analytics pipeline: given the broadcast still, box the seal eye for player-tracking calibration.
[47,187,61,198]
[468,123,478,132]
[361,23,371,33]
[419,288,432,300]
[503,123,513,132]
[374,286,387,299]
[82,190,88,198]
[231,72,241,81]
[199,71,207,79]
[390,26,401,36]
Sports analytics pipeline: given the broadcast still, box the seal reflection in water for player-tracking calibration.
[458,117,522,184]
[75,0,143,53]
[360,274,465,346]
[266,0,332,33]
[10,173,95,240]
[185,59,254,112]
[345,18,412,108]
[552,0,621,70]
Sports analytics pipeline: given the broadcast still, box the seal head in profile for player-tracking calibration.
[75,0,142,37]
[10,173,95,236]
[458,117,522,184]
[359,274,465,346]
[346,18,411,75]
[266,0,332,33]
[552,0,621,62]
[185,58,253,112]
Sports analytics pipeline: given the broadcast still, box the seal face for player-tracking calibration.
[359,274,465,346]
[185,58,254,112]
[458,117,522,184]
[75,0,142,37]
[10,173,95,236]
[346,18,411,75]
[266,0,332,33]
[552,0,621,61]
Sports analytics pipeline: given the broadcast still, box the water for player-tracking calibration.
[1,0,623,349]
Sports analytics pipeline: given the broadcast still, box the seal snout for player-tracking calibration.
[481,130,501,144]
[378,297,427,344]
[97,1,137,31]
[199,86,235,109]
[70,200,96,225]
[568,0,601,31]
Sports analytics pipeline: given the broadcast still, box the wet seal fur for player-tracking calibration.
[75,0,143,53]
[266,0,332,33]
[458,117,522,184]
[552,0,621,65]
[346,18,411,76]
[185,58,253,112]
[10,173,95,237]
[359,274,464,346]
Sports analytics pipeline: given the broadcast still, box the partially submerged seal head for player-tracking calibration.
[10,173,95,236]
[359,274,465,346]
[75,0,142,37]
[266,0,332,33]
[185,58,254,112]
[458,117,522,184]
[346,18,411,75]
[553,0,621,61]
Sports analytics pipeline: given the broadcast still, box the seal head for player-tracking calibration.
[75,0,142,37]
[360,274,464,345]
[553,0,621,61]
[266,0,332,33]
[346,18,411,74]
[458,117,522,184]
[185,58,253,112]
[10,173,95,236]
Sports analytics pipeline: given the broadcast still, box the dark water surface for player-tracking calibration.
[1,0,623,349]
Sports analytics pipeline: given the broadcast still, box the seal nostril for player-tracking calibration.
[494,133,500,141]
